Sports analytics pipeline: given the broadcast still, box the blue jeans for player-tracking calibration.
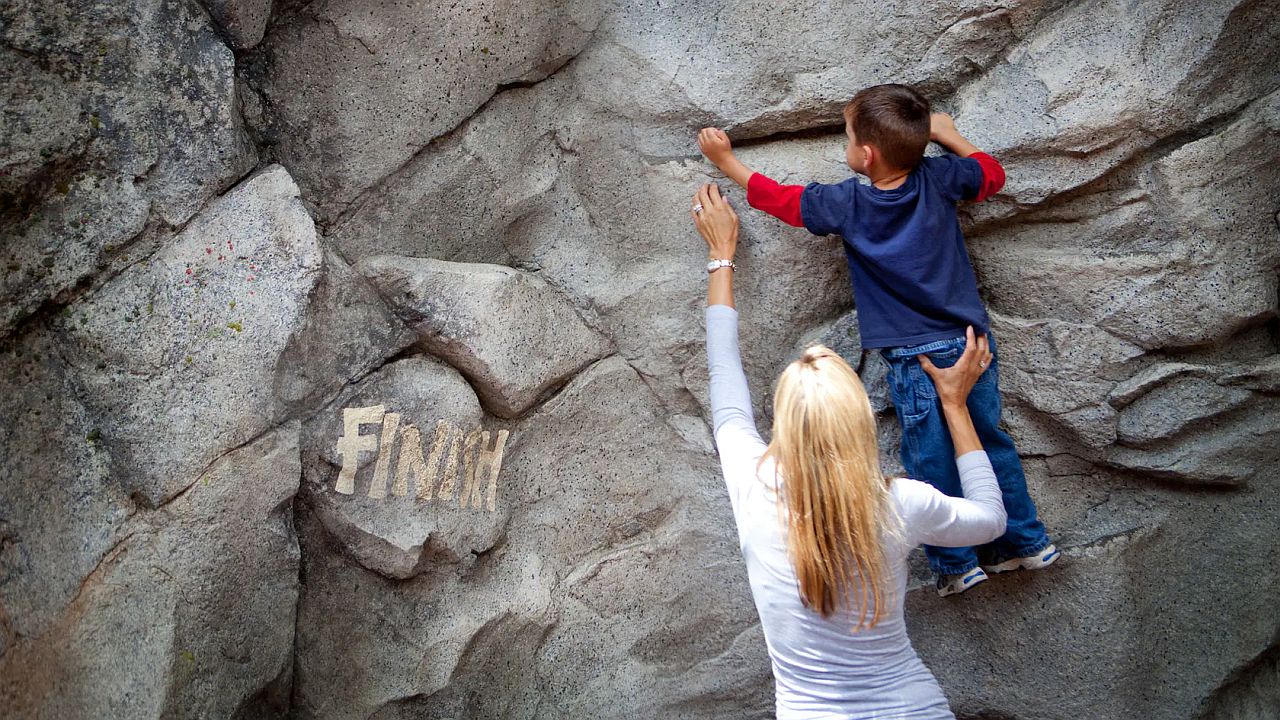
[882,333,1050,575]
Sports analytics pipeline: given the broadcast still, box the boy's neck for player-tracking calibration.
[866,164,911,190]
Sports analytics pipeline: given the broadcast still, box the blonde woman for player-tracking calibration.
[692,183,1007,719]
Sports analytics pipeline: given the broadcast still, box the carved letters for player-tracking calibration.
[333,405,509,511]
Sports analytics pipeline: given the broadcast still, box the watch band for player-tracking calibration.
[706,258,736,273]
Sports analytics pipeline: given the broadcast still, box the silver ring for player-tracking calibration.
[693,203,704,214]
[979,361,987,368]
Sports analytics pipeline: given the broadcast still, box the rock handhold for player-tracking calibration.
[990,314,1143,450]
[300,355,499,579]
[1217,355,1280,394]
[1116,376,1253,447]
[201,0,273,50]
[360,255,611,418]
[1108,362,1210,409]
[271,250,418,422]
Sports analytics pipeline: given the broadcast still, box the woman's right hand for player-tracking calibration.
[918,327,992,408]
[693,183,739,309]
[691,183,738,260]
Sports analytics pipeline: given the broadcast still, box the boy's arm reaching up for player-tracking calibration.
[699,128,804,227]
[928,113,982,157]
[929,113,1005,201]
[698,128,754,190]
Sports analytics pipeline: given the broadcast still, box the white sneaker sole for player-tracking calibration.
[937,569,988,597]
[984,545,1061,574]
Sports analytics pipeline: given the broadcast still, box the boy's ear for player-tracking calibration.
[861,143,877,168]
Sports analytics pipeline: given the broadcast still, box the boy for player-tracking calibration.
[698,83,1057,597]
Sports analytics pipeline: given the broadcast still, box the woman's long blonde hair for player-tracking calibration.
[762,345,898,629]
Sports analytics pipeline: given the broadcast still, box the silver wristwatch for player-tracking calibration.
[706,258,736,273]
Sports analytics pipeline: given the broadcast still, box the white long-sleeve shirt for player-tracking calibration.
[705,305,1007,720]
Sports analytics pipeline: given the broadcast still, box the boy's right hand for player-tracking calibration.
[698,128,734,164]
[929,112,957,142]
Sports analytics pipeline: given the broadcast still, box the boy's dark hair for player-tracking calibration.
[842,84,931,170]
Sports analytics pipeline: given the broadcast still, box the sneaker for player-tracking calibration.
[983,544,1061,574]
[936,567,988,597]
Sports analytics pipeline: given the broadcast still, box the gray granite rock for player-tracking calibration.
[299,355,492,579]
[1105,396,1280,486]
[992,314,1145,451]
[5,0,1280,717]
[1109,363,1211,408]
[970,87,1280,351]
[202,0,274,50]
[0,330,131,653]
[953,0,1280,207]
[568,0,1069,146]
[910,460,1280,720]
[326,82,570,266]
[359,255,612,418]
[536,132,853,417]
[250,0,601,216]
[1218,355,1280,394]
[0,0,257,334]
[0,423,301,720]
[1200,647,1280,720]
[54,165,321,507]
[271,250,417,423]
[293,356,768,718]
[1116,376,1254,447]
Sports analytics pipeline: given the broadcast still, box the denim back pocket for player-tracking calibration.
[912,347,962,402]
[887,359,935,420]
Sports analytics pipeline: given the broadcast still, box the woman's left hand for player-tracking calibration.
[919,326,992,409]
[692,183,738,261]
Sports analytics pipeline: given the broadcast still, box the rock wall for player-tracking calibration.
[2,1,1278,718]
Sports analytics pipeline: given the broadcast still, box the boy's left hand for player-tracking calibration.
[698,128,734,163]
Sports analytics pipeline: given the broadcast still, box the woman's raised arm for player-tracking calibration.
[694,184,767,511]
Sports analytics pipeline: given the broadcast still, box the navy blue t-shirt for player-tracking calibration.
[800,154,990,349]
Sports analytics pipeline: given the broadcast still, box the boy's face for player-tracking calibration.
[844,119,868,174]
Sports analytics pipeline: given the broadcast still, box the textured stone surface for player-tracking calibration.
[1201,645,1280,720]
[325,82,570,266]
[293,357,768,719]
[0,330,130,653]
[910,469,1280,720]
[0,423,301,720]
[248,0,601,215]
[202,0,274,50]
[271,250,417,423]
[971,87,1280,351]
[299,355,490,579]
[360,255,612,418]
[53,165,321,507]
[4,0,1280,717]
[0,0,257,333]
